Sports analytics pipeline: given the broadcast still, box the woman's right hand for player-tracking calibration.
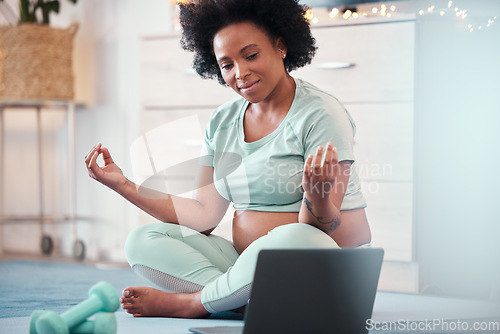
[85,143,128,193]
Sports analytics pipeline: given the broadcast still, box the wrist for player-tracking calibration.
[303,192,331,206]
[116,178,133,196]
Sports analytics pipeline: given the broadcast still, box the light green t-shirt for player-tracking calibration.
[200,78,366,212]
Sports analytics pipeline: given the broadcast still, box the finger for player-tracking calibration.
[323,142,336,177]
[87,168,96,179]
[84,145,96,164]
[313,146,323,166]
[303,154,313,180]
[323,142,334,166]
[312,146,323,176]
[331,143,338,164]
[88,150,101,176]
[100,147,114,165]
[84,143,101,164]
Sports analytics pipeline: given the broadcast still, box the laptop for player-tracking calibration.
[190,247,384,334]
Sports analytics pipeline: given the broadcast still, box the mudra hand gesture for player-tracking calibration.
[302,141,340,203]
[85,143,127,193]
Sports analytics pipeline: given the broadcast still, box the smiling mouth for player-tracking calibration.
[238,80,259,91]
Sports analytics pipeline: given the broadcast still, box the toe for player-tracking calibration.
[122,303,140,314]
[122,287,134,297]
[121,297,137,305]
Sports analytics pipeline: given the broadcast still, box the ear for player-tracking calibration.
[276,37,287,59]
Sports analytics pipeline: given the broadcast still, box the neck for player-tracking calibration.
[250,74,295,116]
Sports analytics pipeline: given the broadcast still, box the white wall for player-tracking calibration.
[1,0,173,261]
[414,1,500,299]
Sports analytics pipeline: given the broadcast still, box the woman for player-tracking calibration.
[85,0,371,319]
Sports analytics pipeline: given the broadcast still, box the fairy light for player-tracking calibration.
[318,2,401,22]
[329,8,339,18]
[380,4,387,16]
[343,9,352,19]
[304,8,314,22]
[416,1,497,33]
[294,0,496,26]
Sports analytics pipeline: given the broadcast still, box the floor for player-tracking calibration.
[2,252,500,333]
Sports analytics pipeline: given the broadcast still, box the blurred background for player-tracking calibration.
[0,0,499,301]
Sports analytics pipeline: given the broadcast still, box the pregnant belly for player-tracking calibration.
[231,208,372,253]
[232,210,299,254]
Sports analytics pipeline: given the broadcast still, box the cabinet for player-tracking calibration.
[295,21,416,262]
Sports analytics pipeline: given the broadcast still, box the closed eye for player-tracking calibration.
[247,53,258,60]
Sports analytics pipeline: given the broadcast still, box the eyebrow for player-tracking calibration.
[216,44,259,64]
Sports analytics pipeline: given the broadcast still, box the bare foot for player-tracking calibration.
[120,286,210,318]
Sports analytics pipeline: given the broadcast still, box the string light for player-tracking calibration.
[417,1,496,33]
[304,8,314,22]
[329,8,339,18]
[293,0,497,31]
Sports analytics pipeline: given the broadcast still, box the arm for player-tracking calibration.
[299,142,351,234]
[85,143,229,233]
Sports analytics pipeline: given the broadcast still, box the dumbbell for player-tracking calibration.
[30,312,116,334]
[30,281,120,334]
[71,313,116,334]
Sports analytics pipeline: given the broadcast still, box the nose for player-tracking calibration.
[235,62,250,80]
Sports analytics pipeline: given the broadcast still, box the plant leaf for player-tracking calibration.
[19,0,31,23]
[40,1,60,24]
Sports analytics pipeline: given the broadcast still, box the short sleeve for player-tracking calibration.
[303,100,356,163]
[199,125,214,167]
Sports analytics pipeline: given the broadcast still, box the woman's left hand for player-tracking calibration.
[302,142,340,204]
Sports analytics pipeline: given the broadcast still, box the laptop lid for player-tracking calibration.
[190,247,384,334]
[242,248,384,334]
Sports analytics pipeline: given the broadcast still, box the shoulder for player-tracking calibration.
[205,95,246,137]
[294,78,346,114]
[291,78,355,133]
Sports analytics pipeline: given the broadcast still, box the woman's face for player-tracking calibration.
[213,21,287,104]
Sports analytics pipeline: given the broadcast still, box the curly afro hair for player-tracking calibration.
[179,0,317,85]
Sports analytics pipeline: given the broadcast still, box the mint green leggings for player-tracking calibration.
[125,222,338,313]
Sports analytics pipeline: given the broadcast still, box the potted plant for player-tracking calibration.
[0,0,79,100]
